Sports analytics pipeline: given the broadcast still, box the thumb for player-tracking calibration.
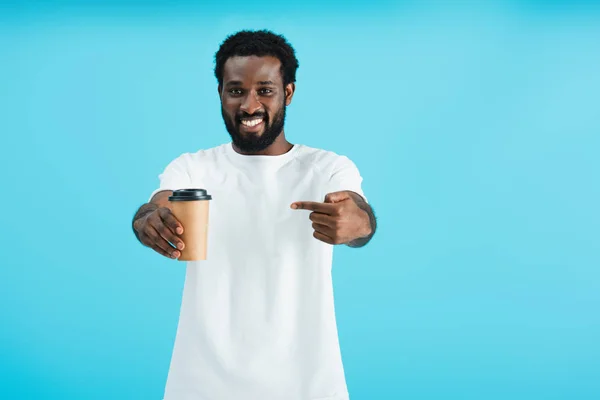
[324,191,350,203]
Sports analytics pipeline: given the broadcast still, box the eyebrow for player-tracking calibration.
[225,80,243,87]
[225,80,275,86]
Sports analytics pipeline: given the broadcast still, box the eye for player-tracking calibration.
[258,88,273,95]
[228,88,243,96]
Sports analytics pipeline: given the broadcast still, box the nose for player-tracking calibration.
[240,90,262,115]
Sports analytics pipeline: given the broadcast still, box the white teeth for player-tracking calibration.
[241,119,263,127]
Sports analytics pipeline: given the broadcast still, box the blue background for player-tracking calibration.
[1,1,599,399]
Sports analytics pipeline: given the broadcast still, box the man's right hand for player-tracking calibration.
[133,191,185,259]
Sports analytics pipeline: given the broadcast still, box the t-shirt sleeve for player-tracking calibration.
[147,154,193,203]
[325,155,368,203]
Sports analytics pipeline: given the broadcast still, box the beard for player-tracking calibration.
[222,103,286,153]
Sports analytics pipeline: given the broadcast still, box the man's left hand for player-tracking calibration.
[291,191,372,245]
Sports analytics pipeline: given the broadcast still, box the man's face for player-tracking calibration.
[220,55,294,153]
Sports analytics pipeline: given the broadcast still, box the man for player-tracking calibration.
[132,30,377,400]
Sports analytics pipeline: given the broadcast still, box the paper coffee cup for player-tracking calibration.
[168,189,212,261]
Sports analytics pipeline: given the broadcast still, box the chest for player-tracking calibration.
[191,165,327,253]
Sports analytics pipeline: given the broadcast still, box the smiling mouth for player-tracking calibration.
[240,118,264,127]
[238,116,265,133]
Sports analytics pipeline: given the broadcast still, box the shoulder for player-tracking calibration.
[167,143,229,169]
[294,144,359,173]
[295,144,356,169]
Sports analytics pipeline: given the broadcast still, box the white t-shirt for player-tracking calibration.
[149,142,367,400]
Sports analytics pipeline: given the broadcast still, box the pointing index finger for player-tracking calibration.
[291,201,336,214]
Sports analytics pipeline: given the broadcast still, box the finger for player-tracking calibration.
[152,243,178,259]
[146,225,181,259]
[312,222,335,238]
[151,215,185,250]
[156,225,185,250]
[313,230,335,245]
[291,201,337,215]
[308,211,335,226]
[158,207,184,235]
[324,191,351,203]
[140,229,175,259]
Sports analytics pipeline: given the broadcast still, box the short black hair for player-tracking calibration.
[214,29,299,88]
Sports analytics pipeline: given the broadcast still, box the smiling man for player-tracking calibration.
[132,30,377,400]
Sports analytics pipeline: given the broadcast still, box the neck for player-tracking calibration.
[232,132,293,156]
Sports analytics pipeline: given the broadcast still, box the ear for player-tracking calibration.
[218,84,222,98]
[284,83,295,106]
